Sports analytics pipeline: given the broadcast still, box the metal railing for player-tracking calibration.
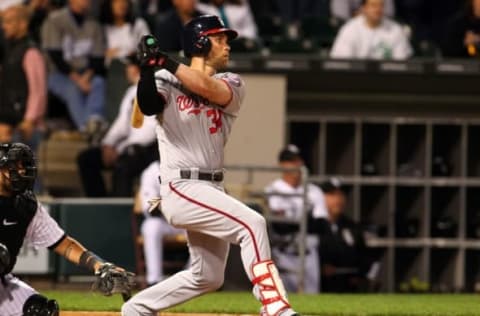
[226,164,310,292]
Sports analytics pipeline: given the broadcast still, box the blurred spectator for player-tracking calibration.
[274,0,329,38]
[41,0,106,133]
[196,0,258,40]
[264,144,327,293]
[330,0,412,60]
[0,0,24,12]
[77,56,158,197]
[139,160,186,285]
[443,0,480,58]
[331,0,394,21]
[0,5,46,150]
[100,0,150,65]
[317,179,379,292]
[26,0,66,44]
[154,0,202,52]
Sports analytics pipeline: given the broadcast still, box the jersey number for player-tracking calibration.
[206,109,223,134]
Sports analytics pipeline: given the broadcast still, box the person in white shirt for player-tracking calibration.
[331,0,395,21]
[196,0,257,40]
[330,0,412,60]
[265,145,327,293]
[77,56,158,197]
[100,0,151,65]
[139,161,186,286]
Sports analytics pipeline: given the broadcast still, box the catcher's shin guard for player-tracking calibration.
[252,260,291,316]
[23,294,59,316]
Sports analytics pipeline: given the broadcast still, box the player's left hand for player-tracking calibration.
[92,263,135,300]
[137,35,168,68]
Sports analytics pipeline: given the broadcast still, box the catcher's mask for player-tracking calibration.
[0,143,37,193]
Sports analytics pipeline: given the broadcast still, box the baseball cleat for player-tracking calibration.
[260,307,300,316]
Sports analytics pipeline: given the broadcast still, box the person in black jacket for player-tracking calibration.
[154,0,202,52]
[443,0,480,58]
[317,179,379,292]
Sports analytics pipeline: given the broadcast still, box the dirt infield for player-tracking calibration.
[61,312,255,316]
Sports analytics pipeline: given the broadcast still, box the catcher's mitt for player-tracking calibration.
[92,263,135,301]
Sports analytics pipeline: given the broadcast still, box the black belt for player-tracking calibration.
[179,169,224,182]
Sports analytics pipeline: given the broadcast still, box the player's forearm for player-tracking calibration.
[175,64,231,106]
[53,236,105,272]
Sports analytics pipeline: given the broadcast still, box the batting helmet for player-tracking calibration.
[0,143,37,193]
[183,15,238,58]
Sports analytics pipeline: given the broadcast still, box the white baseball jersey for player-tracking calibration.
[1,203,65,316]
[264,179,326,293]
[265,179,328,220]
[154,69,245,176]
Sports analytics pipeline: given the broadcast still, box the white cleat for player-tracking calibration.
[260,307,300,316]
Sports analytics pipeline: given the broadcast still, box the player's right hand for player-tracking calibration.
[137,35,167,68]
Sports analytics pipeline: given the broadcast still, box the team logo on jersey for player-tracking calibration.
[176,95,223,134]
[177,95,208,115]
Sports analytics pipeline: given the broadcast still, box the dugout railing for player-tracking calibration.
[225,164,311,293]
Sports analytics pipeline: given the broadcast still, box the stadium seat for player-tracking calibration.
[269,36,319,54]
[229,37,262,54]
[301,16,342,48]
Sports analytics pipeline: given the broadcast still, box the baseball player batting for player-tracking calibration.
[122,15,300,316]
[0,143,135,316]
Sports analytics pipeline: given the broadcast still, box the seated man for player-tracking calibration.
[317,178,379,292]
[265,144,327,293]
[77,56,157,197]
[41,0,106,133]
[330,0,412,60]
[139,161,186,286]
[0,142,134,316]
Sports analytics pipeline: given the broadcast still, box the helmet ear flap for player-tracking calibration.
[191,35,211,57]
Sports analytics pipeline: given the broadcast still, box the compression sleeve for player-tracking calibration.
[137,67,166,116]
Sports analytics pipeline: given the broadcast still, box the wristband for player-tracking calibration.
[79,250,106,271]
[163,57,180,75]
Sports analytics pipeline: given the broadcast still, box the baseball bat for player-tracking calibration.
[131,97,144,128]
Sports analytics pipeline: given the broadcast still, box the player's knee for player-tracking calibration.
[249,212,267,233]
[193,273,224,291]
[121,299,155,316]
[23,294,59,316]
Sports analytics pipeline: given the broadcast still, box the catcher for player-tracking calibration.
[0,142,135,316]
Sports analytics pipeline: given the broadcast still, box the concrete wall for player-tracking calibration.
[224,74,287,192]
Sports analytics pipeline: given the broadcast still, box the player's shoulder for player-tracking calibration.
[341,15,363,31]
[382,17,404,33]
[125,84,137,96]
[308,182,323,194]
[155,69,178,83]
[265,178,289,192]
[215,72,244,88]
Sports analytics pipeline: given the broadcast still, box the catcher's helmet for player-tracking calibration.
[183,15,238,58]
[0,143,37,193]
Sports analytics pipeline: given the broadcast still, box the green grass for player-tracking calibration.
[41,291,480,316]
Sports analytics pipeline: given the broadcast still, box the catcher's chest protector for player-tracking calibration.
[0,196,36,275]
